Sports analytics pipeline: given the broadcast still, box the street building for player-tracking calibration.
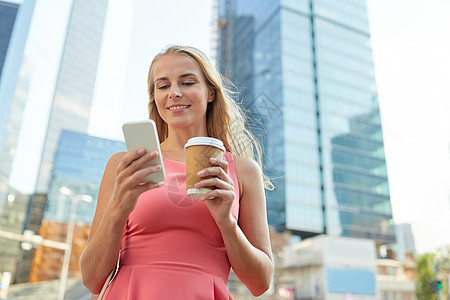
[27,130,124,282]
[377,252,417,300]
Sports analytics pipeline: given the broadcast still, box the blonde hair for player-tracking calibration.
[147,45,273,190]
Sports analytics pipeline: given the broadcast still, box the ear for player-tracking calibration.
[207,88,215,103]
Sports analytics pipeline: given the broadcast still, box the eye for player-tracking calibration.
[182,82,195,86]
[157,84,169,90]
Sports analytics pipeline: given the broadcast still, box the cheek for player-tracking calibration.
[154,94,164,110]
[153,98,167,119]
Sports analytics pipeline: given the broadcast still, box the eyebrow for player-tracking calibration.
[154,73,199,83]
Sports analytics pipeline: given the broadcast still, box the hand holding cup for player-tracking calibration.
[185,137,226,199]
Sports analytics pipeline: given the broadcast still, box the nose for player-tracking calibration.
[169,84,182,99]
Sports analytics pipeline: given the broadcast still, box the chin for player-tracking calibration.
[168,120,195,129]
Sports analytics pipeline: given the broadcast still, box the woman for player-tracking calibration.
[80,45,274,299]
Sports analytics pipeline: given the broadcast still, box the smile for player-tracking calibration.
[168,105,190,110]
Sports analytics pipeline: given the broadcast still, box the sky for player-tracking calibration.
[7,0,448,255]
[86,0,450,254]
[88,0,213,139]
[366,0,450,253]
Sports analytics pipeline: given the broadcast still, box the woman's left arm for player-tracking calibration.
[196,155,274,296]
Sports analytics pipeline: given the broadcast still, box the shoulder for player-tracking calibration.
[109,151,126,165]
[233,155,262,177]
[232,155,263,198]
[103,151,126,174]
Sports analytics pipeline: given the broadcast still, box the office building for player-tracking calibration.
[44,130,125,225]
[28,130,125,282]
[0,0,35,213]
[282,236,378,299]
[392,223,417,262]
[218,0,395,244]
[0,0,109,282]
[35,0,109,194]
[0,0,35,281]
[376,254,416,300]
[0,1,19,79]
[0,191,30,279]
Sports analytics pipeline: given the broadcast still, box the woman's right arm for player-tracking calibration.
[79,148,163,293]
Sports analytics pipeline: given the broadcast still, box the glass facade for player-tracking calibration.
[218,0,395,243]
[219,0,287,232]
[0,0,20,207]
[35,0,109,194]
[0,0,109,282]
[0,0,18,79]
[45,130,125,224]
[0,0,35,210]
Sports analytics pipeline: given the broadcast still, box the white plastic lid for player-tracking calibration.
[184,137,225,151]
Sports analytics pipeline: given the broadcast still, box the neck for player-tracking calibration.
[161,126,208,152]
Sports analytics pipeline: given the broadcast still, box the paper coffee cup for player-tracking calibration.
[185,137,226,199]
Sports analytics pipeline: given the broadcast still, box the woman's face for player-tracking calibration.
[153,54,213,131]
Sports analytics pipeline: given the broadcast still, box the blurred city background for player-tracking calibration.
[0,0,449,299]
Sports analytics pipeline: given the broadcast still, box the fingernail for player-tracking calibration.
[197,171,204,176]
[138,148,145,154]
[155,165,161,170]
[194,182,200,188]
[157,181,164,186]
[210,158,216,163]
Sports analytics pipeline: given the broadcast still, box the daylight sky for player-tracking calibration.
[366,0,450,253]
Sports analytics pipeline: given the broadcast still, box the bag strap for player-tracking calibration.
[91,250,121,300]
[109,249,121,284]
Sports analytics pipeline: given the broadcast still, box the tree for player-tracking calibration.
[437,245,450,272]
[416,253,438,300]
[436,244,450,298]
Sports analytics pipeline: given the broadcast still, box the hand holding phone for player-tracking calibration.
[122,120,166,183]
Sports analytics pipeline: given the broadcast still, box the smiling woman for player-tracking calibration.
[79,45,274,299]
[152,54,214,133]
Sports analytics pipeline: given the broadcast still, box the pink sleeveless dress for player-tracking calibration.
[103,152,239,299]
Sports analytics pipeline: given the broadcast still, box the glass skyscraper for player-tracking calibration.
[0,0,35,211]
[0,0,36,279]
[218,0,395,244]
[26,130,125,282]
[0,0,109,282]
[45,130,125,225]
[0,1,19,79]
[35,0,109,194]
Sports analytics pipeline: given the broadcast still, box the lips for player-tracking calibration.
[168,105,191,110]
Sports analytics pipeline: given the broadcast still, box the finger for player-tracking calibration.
[140,181,164,190]
[197,166,230,182]
[194,177,233,191]
[201,189,234,201]
[210,157,229,173]
[118,148,146,170]
[130,181,164,198]
[131,164,163,184]
[120,150,158,176]
[131,150,159,172]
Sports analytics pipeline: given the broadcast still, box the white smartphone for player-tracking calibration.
[122,120,166,183]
